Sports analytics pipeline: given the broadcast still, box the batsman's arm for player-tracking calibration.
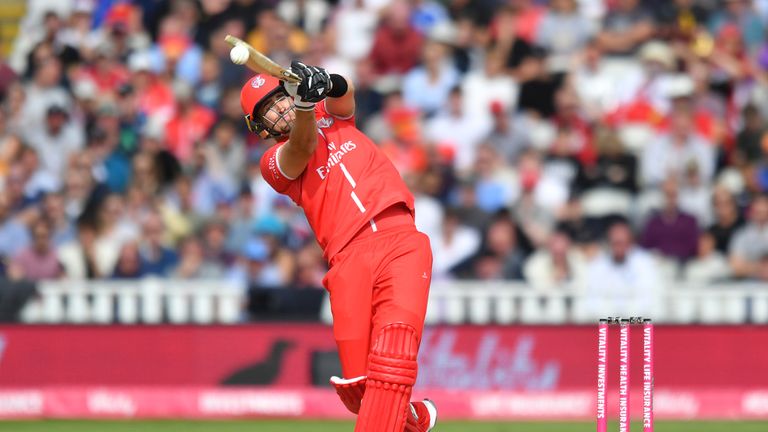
[325,74,355,119]
[280,107,318,179]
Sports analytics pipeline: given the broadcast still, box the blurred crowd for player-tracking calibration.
[1,0,768,295]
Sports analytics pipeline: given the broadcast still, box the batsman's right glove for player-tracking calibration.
[291,61,332,104]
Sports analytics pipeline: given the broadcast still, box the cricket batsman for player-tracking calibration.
[239,62,436,431]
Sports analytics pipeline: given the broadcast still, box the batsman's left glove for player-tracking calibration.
[292,61,332,103]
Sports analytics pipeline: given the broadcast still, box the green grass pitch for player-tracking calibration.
[0,420,766,432]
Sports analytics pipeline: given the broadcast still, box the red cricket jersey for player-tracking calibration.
[260,100,415,261]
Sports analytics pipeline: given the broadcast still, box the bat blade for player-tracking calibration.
[225,35,301,83]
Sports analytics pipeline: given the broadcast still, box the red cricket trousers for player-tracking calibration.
[322,205,432,378]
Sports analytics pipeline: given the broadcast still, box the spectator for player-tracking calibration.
[684,231,731,284]
[225,187,258,254]
[77,39,130,94]
[9,218,62,281]
[369,0,424,76]
[610,40,678,121]
[253,215,295,285]
[202,218,236,269]
[485,102,531,164]
[574,129,638,195]
[516,47,563,118]
[293,242,326,289]
[431,209,481,280]
[19,56,71,132]
[656,0,711,42]
[0,190,30,260]
[523,226,586,290]
[495,0,545,44]
[425,86,492,173]
[230,238,285,288]
[687,63,728,138]
[536,0,596,72]
[572,39,616,121]
[19,145,59,201]
[708,186,745,254]
[246,9,308,68]
[164,81,216,165]
[597,0,656,56]
[410,0,451,36]
[402,40,460,117]
[641,177,700,262]
[58,221,101,279]
[512,150,568,246]
[489,5,534,77]
[708,0,764,52]
[473,144,519,214]
[42,191,76,247]
[172,236,224,279]
[641,98,716,187]
[202,118,247,188]
[451,179,492,231]
[3,165,36,215]
[351,59,385,127]
[127,51,175,121]
[138,212,178,277]
[677,158,715,226]
[332,0,380,62]
[89,115,133,194]
[728,194,768,280]
[471,215,526,280]
[551,85,596,166]
[149,14,204,85]
[583,219,662,318]
[92,193,140,277]
[411,171,444,242]
[373,94,429,176]
[22,104,84,180]
[197,53,223,109]
[112,241,144,279]
[735,105,767,164]
[461,51,518,118]
[276,0,331,36]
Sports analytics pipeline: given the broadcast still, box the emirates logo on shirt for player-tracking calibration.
[251,76,266,88]
[316,140,357,180]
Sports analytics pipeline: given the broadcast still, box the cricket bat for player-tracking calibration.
[225,35,301,84]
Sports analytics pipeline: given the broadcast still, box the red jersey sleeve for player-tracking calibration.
[260,144,297,194]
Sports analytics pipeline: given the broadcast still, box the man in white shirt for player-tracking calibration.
[582,219,663,319]
[425,87,492,173]
[729,194,768,281]
[23,105,85,180]
[641,100,715,187]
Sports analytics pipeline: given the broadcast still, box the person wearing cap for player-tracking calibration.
[608,40,680,124]
[239,57,436,429]
[22,104,84,180]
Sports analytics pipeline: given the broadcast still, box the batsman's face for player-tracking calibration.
[258,92,295,136]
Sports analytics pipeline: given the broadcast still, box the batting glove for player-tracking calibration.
[282,80,315,111]
[291,61,332,104]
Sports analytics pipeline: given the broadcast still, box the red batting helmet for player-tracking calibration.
[240,74,288,138]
